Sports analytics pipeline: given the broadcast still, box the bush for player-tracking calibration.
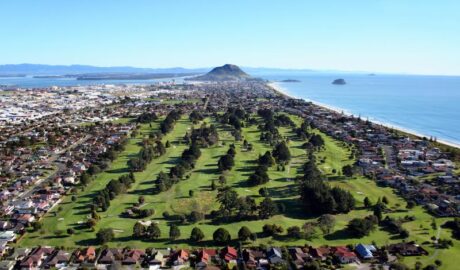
[190,227,205,242]
[238,226,252,241]
[262,224,284,236]
[96,228,114,244]
[213,228,231,244]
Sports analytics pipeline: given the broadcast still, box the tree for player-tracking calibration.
[133,222,145,238]
[96,228,114,244]
[259,187,268,197]
[382,196,389,205]
[302,222,317,240]
[406,200,416,209]
[272,141,291,164]
[238,226,252,241]
[189,190,194,197]
[259,151,275,167]
[304,261,321,270]
[190,227,205,242]
[213,228,231,244]
[318,214,336,234]
[189,211,204,223]
[147,223,161,239]
[248,165,270,186]
[138,196,145,204]
[287,226,302,238]
[67,228,75,235]
[211,179,216,191]
[218,175,227,185]
[262,224,284,236]
[32,221,42,232]
[169,224,181,240]
[87,218,97,228]
[363,197,372,208]
[258,197,278,219]
[373,202,385,222]
[218,154,235,172]
[347,216,377,237]
[217,186,239,218]
[342,165,354,177]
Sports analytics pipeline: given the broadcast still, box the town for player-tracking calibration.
[0,76,459,270]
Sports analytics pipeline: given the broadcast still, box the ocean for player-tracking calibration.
[2,73,460,147]
[261,73,460,147]
[0,76,186,88]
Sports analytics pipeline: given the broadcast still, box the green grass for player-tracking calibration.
[18,114,460,269]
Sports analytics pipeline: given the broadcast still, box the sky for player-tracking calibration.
[1,0,459,75]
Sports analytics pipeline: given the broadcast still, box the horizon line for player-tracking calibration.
[1,62,459,77]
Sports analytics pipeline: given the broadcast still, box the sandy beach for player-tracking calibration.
[267,82,460,150]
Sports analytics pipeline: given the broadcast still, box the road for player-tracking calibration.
[15,135,91,202]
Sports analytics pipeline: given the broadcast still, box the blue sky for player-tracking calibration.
[1,0,459,75]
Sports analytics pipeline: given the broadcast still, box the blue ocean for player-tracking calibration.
[2,73,460,146]
[261,73,460,147]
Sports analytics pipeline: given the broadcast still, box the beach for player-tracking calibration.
[268,82,460,150]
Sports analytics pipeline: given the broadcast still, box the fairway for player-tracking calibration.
[19,114,460,266]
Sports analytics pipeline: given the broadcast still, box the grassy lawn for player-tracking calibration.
[18,113,460,269]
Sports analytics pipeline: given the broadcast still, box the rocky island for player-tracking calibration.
[332,78,346,85]
[280,79,300,83]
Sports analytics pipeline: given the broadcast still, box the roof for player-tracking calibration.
[355,244,375,259]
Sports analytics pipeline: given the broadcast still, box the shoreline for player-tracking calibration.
[267,82,460,150]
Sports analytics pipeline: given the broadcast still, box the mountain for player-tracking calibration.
[187,64,256,81]
[0,64,209,75]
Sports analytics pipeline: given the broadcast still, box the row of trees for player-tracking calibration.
[160,110,181,134]
[218,144,236,172]
[93,173,136,211]
[189,110,204,124]
[155,142,202,192]
[247,165,270,186]
[128,141,166,172]
[300,154,355,215]
[219,107,247,131]
[136,112,158,123]
[185,123,219,147]
[214,186,278,221]
[258,109,282,145]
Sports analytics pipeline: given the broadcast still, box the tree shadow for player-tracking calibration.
[324,229,356,241]
[194,168,220,175]
[105,168,130,174]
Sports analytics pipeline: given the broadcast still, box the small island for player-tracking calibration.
[332,78,346,85]
[280,79,300,83]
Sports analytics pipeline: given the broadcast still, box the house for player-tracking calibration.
[98,248,123,265]
[220,246,238,263]
[242,249,268,268]
[0,221,12,231]
[266,247,284,265]
[43,250,70,268]
[355,244,376,259]
[332,246,358,264]
[288,247,310,268]
[6,248,30,261]
[388,242,428,256]
[122,249,145,265]
[74,246,96,264]
[0,260,15,270]
[147,250,167,269]
[309,246,330,261]
[197,249,218,266]
[170,249,189,266]
[20,247,54,269]
[0,231,16,243]
[16,214,35,224]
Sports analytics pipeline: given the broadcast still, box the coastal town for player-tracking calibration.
[0,65,459,270]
